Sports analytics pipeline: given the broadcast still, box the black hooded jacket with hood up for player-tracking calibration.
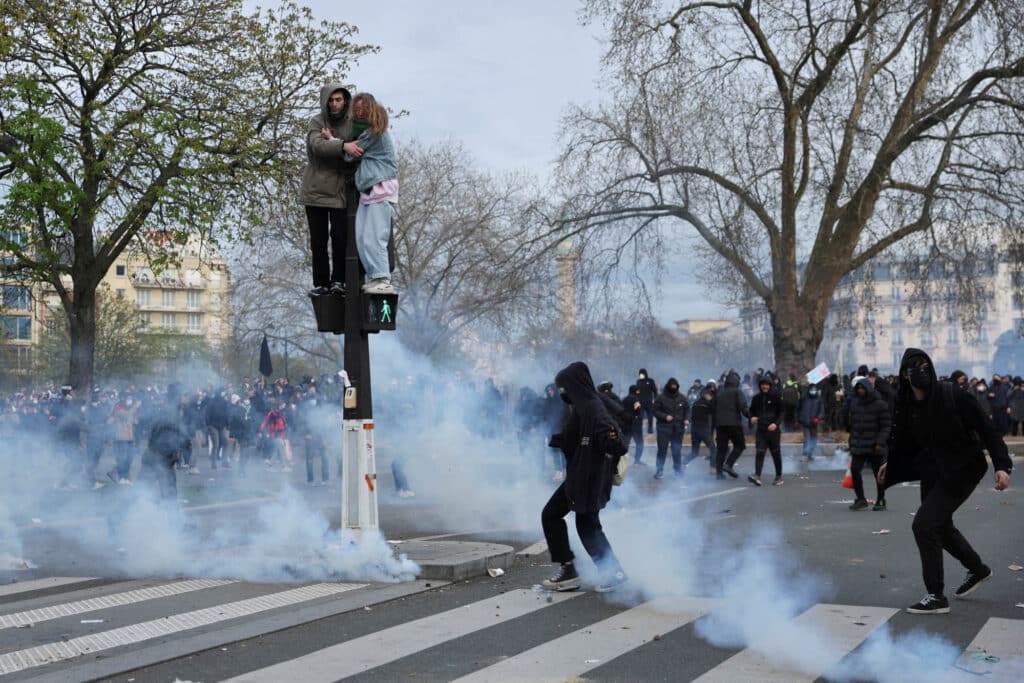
[713,373,749,427]
[552,362,628,514]
[847,377,891,457]
[653,378,689,435]
[886,348,1013,488]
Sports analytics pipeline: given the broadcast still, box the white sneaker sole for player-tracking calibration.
[906,605,950,614]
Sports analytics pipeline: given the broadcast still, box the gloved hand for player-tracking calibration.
[812,417,820,426]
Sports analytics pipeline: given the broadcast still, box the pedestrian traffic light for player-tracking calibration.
[362,293,397,332]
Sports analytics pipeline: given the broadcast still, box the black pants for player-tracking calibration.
[715,426,745,473]
[691,429,713,462]
[913,470,985,597]
[1011,419,1023,436]
[655,429,683,473]
[306,205,346,287]
[628,427,644,463]
[641,403,655,433]
[754,430,782,477]
[850,452,885,502]
[542,483,619,570]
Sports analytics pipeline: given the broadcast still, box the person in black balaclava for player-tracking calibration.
[881,348,1012,615]
[714,372,749,479]
[541,362,629,593]
[747,377,783,486]
[622,385,645,465]
[688,386,715,471]
[652,378,689,479]
[636,368,658,434]
[846,377,890,510]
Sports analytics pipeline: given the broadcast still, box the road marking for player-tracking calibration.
[222,588,582,683]
[0,582,364,676]
[0,579,234,630]
[944,617,1024,682]
[692,603,898,682]
[0,577,97,598]
[452,596,720,682]
[516,541,548,557]
[618,487,747,516]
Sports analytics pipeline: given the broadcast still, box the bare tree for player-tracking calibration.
[393,140,550,358]
[560,0,1024,372]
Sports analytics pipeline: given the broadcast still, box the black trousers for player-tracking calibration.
[913,470,985,597]
[715,425,746,473]
[850,452,885,502]
[754,429,782,477]
[691,429,713,461]
[306,205,346,287]
[655,428,684,473]
[641,403,655,433]
[628,426,644,463]
[542,483,619,570]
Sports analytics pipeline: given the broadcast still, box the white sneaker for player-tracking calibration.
[362,278,395,294]
[92,481,107,490]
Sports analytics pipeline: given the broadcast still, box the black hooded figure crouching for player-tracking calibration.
[881,348,1012,614]
[541,361,629,593]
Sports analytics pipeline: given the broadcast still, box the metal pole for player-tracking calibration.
[284,339,289,380]
[340,180,379,534]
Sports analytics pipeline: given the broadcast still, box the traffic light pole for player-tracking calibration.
[340,181,379,535]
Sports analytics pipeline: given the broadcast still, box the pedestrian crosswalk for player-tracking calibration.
[0,575,1020,682]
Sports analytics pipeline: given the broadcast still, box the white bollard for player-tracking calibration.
[341,418,379,535]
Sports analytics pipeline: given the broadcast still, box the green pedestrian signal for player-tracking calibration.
[361,293,397,332]
[380,299,392,323]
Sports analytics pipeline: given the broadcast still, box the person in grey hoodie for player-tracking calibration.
[298,83,358,296]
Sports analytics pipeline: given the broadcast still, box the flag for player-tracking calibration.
[259,334,273,377]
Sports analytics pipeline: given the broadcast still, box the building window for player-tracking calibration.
[922,331,933,347]
[137,290,151,307]
[891,306,902,323]
[865,331,876,347]
[947,327,958,345]
[978,307,987,321]
[161,312,175,329]
[891,285,902,301]
[892,330,903,347]
[115,289,125,299]
[1,315,31,340]
[187,313,201,331]
[979,327,989,343]
[945,302,956,321]
[139,312,150,328]
[186,291,201,309]
[2,286,31,311]
[161,290,175,308]
[116,264,126,276]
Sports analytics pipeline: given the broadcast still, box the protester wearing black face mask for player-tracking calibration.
[652,378,689,479]
[622,386,646,465]
[881,348,1012,615]
[748,378,784,486]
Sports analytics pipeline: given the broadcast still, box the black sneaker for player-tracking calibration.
[772,476,784,486]
[954,566,992,598]
[541,563,580,592]
[723,465,739,479]
[595,570,628,593]
[907,593,949,614]
[747,474,762,486]
[308,286,330,296]
[849,499,869,511]
[653,470,664,480]
[872,499,886,511]
[329,282,346,295]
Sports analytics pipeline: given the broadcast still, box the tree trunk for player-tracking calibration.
[67,284,97,391]
[769,297,824,377]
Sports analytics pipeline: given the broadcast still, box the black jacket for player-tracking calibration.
[621,389,644,433]
[748,389,783,432]
[636,370,658,405]
[653,380,689,435]
[689,393,714,435]
[847,378,891,457]
[551,362,627,513]
[713,374,749,427]
[886,348,1013,488]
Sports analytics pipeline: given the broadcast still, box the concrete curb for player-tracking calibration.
[389,540,515,581]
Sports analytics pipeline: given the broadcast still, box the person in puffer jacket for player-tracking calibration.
[847,376,891,511]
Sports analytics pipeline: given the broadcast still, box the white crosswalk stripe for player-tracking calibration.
[452,596,719,683]
[0,577,97,598]
[0,582,365,676]
[0,579,234,629]
[221,588,583,683]
[943,617,1024,682]
[691,604,898,682]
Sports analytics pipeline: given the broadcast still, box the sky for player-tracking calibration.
[300,0,731,326]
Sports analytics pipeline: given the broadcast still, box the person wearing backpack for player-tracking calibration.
[879,348,1012,615]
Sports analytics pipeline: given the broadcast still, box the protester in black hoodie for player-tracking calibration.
[747,377,784,486]
[880,348,1012,615]
[622,385,645,465]
[714,372,749,479]
[846,377,891,511]
[688,387,715,469]
[541,362,629,593]
[636,368,658,434]
[652,378,689,479]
